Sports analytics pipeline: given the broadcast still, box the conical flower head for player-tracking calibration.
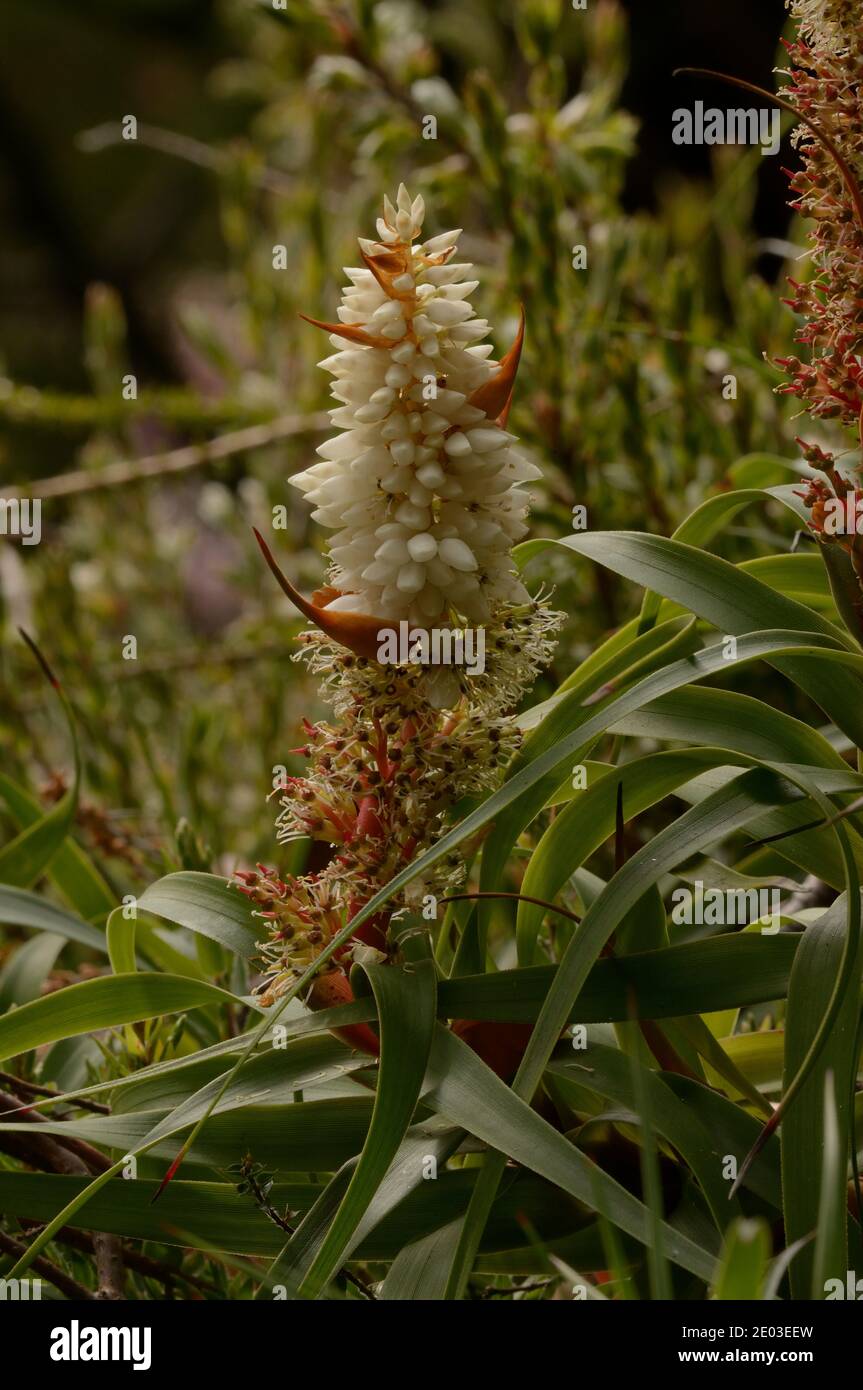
[290,183,539,629]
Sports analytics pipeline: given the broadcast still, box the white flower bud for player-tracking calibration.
[406,533,438,562]
[444,432,472,457]
[426,299,472,326]
[396,562,426,593]
[466,428,506,453]
[438,538,477,572]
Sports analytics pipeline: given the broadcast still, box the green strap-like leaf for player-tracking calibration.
[440,934,801,1023]
[0,774,114,920]
[11,932,804,1124]
[0,933,66,1009]
[0,1168,588,1265]
[711,1218,772,1300]
[443,767,809,1295]
[543,531,863,741]
[812,1072,848,1300]
[667,1074,781,1207]
[343,631,861,959]
[0,971,252,1063]
[0,1098,376,1175]
[106,905,137,975]
[0,884,107,953]
[382,1220,464,1301]
[781,894,863,1297]
[0,676,81,890]
[547,1044,738,1229]
[518,746,751,963]
[281,958,437,1299]
[423,1024,717,1282]
[137,871,259,957]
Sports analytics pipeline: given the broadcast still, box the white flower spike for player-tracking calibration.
[289,186,537,631]
[242,193,564,1000]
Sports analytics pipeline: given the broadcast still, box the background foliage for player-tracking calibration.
[2,0,861,1302]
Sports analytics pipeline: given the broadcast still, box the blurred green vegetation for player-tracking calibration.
[0,0,821,878]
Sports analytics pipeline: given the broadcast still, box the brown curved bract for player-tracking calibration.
[253,529,386,660]
[360,246,414,300]
[299,313,397,350]
[467,306,525,428]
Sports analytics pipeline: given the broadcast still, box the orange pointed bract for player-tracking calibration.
[253,529,385,660]
[467,305,525,427]
[360,247,413,299]
[299,313,396,351]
